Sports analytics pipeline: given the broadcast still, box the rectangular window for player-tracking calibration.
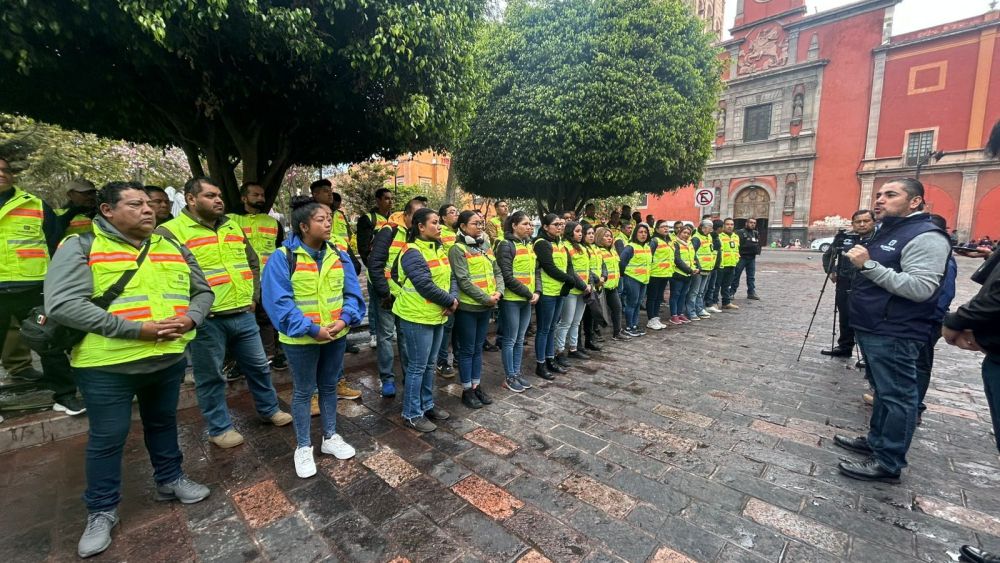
[419,177,431,187]
[743,104,772,142]
[905,130,935,166]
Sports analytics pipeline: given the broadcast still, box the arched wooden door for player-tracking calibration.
[732,186,770,234]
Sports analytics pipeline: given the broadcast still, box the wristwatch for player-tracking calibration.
[861,260,877,271]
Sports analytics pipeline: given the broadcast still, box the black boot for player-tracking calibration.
[462,389,483,409]
[474,386,493,405]
[535,362,555,380]
[568,349,590,360]
[584,341,602,352]
[555,353,571,368]
[546,358,568,374]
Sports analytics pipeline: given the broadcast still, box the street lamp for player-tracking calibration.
[914,150,945,179]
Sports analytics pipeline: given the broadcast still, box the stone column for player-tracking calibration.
[956,171,979,240]
[859,177,875,209]
[864,52,887,160]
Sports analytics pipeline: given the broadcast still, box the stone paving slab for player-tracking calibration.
[1,253,999,562]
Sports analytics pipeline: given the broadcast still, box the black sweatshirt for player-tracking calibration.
[496,234,537,300]
[944,252,1000,355]
[534,234,587,295]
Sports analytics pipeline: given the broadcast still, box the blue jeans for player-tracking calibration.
[705,268,720,305]
[399,319,443,420]
[685,274,708,317]
[983,355,1000,453]
[621,276,644,329]
[371,294,409,384]
[731,256,757,296]
[534,295,563,363]
[283,338,347,448]
[857,330,924,474]
[555,294,586,351]
[77,359,186,512]
[916,324,942,414]
[717,267,736,305]
[189,312,281,436]
[646,277,669,322]
[500,300,532,377]
[438,314,455,365]
[366,279,379,337]
[669,276,690,317]
[455,309,490,388]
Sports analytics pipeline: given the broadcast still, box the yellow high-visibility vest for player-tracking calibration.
[392,239,451,325]
[623,242,651,284]
[276,245,350,345]
[0,188,49,282]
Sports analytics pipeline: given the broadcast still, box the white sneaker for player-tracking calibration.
[321,433,356,460]
[294,446,317,478]
[646,319,664,331]
[698,310,711,318]
[707,306,722,313]
[369,334,378,349]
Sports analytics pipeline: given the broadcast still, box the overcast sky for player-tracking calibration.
[722,0,993,39]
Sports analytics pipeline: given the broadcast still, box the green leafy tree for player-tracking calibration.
[0,0,484,210]
[454,0,721,215]
[335,160,398,218]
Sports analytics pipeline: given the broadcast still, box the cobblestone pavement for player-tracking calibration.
[2,252,999,563]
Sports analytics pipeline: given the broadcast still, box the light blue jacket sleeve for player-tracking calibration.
[337,249,367,327]
[261,248,321,338]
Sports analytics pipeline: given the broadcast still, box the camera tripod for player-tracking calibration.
[796,235,844,362]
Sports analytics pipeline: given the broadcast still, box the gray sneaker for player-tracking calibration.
[515,375,533,390]
[155,475,210,504]
[405,416,437,433]
[78,510,118,558]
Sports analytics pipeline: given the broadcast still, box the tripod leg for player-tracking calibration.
[831,300,839,352]
[797,271,831,362]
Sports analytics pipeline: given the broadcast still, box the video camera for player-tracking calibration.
[831,228,858,253]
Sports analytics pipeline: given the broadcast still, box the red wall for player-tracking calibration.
[640,186,701,222]
[735,0,804,28]
[876,41,981,157]
[808,9,886,224]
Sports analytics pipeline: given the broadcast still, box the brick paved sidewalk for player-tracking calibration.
[1,255,998,562]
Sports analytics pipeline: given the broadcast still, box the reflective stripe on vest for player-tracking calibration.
[392,239,451,325]
[332,210,350,242]
[60,210,93,238]
[535,238,567,297]
[440,225,457,251]
[600,247,621,289]
[651,238,675,278]
[674,239,695,277]
[160,214,254,311]
[384,227,407,296]
[719,232,740,267]
[71,233,193,368]
[694,232,717,271]
[624,242,651,284]
[566,242,590,295]
[455,241,497,305]
[0,188,49,282]
[277,246,350,345]
[502,240,536,302]
[228,213,279,265]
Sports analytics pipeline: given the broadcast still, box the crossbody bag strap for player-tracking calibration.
[92,240,152,309]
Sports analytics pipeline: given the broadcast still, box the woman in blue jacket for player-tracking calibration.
[262,197,366,479]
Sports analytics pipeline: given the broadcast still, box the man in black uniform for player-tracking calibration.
[821,209,876,357]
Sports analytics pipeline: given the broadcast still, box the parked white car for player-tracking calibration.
[811,236,836,252]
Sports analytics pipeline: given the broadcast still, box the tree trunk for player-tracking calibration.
[444,156,459,205]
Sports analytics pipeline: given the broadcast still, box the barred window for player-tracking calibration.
[743,104,772,142]
[905,131,934,166]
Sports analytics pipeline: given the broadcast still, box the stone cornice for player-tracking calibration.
[729,7,808,35]
[784,0,900,32]
[875,19,1000,53]
[725,59,828,87]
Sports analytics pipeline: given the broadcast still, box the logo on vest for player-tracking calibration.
[879,239,898,252]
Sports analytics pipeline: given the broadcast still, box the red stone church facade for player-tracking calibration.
[640,0,1000,244]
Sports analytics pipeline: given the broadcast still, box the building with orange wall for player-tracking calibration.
[389,150,451,188]
[641,0,1000,243]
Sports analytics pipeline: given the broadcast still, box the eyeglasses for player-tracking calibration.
[470,221,485,227]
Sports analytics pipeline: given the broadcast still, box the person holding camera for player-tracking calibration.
[832,178,951,483]
[820,210,876,357]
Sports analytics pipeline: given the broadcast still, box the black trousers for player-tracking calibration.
[0,287,77,401]
[834,282,855,350]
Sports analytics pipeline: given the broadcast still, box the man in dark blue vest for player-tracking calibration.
[832,178,951,483]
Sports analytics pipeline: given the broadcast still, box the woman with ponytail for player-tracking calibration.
[645,220,675,331]
[392,208,459,432]
[449,210,504,408]
[619,222,652,337]
[595,226,626,340]
[262,196,366,478]
[553,221,593,364]
[495,211,537,392]
[533,214,580,379]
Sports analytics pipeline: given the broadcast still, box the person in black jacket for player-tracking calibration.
[820,210,876,357]
[533,213,585,378]
[731,218,762,299]
[948,119,1000,563]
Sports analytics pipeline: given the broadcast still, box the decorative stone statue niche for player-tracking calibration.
[783,174,797,216]
[790,85,805,137]
[712,181,722,215]
[716,102,727,144]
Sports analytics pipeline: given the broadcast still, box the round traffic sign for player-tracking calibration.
[694,188,715,207]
